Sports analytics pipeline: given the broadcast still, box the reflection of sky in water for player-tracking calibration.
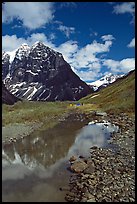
[67,122,118,157]
[2,122,118,181]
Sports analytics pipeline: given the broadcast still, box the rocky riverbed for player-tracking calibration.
[65,112,135,202]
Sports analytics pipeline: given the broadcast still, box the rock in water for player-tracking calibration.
[70,160,88,173]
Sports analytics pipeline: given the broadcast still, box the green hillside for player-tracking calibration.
[80,70,135,114]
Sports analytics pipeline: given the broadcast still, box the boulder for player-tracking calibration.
[70,160,88,173]
[95,111,107,116]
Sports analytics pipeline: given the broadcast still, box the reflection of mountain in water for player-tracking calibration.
[2,120,119,202]
[2,120,87,170]
[2,120,119,173]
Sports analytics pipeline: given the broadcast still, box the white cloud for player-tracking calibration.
[120,58,135,72]
[76,40,113,57]
[2,33,55,52]
[113,2,135,14]
[74,69,101,82]
[58,25,75,38]
[113,2,135,24]
[27,33,48,43]
[127,38,135,48]
[2,2,54,29]
[103,58,135,73]
[103,59,119,70]
[2,35,26,51]
[87,62,101,69]
[56,40,78,63]
[101,34,115,41]
[27,33,55,49]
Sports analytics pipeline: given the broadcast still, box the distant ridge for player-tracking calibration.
[80,69,135,113]
[88,73,124,91]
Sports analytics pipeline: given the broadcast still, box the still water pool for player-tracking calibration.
[2,120,118,202]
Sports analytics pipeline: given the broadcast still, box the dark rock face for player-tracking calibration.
[2,42,93,101]
[2,82,20,105]
[2,52,10,80]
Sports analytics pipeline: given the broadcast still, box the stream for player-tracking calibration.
[2,119,119,202]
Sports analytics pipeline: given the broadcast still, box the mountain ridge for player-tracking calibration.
[2,42,92,101]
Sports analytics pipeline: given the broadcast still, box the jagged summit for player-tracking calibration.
[2,42,92,101]
[15,43,30,60]
[31,41,45,47]
[88,73,124,91]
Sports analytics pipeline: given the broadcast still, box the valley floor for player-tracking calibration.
[2,101,98,143]
[2,101,70,143]
[2,101,135,202]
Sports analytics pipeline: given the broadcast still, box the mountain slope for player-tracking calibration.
[2,42,92,101]
[80,70,135,113]
[2,82,20,105]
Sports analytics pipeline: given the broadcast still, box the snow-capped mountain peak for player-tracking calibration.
[88,73,124,91]
[30,41,59,57]
[15,43,30,60]
[31,41,45,49]
[2,41,92,101]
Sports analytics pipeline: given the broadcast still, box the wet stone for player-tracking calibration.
[70,160,88,173]
[69,155,77,163]
[83,162,95,174]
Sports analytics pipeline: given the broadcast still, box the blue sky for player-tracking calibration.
[2,2,135,82]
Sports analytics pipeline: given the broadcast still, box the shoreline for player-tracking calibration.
[2,122,43,144]
[65,113,135,202]
[2,110,135,202]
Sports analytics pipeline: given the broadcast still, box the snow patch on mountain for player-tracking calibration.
[90,94,100,98]
[26,70,38,75]
[6,49,18,64]
[88,73,124,91]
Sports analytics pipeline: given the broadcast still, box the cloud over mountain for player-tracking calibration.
[2,2,54,29]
